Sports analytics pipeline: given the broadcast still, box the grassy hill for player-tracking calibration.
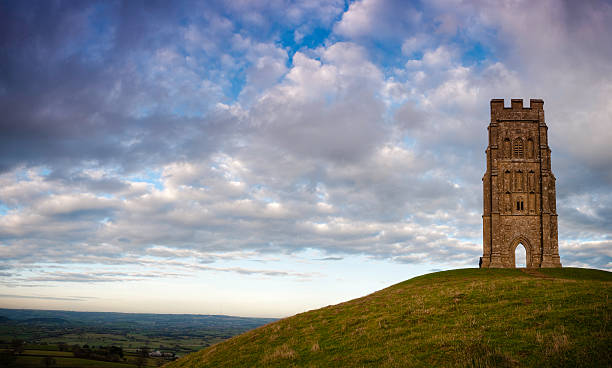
[166,268,611,367]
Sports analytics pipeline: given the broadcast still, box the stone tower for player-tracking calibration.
[481,99,562,268]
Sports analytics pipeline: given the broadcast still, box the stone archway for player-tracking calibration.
[515,243,527,268]
[509,236,533,268]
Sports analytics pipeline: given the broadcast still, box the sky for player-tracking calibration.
[0,0,611,318]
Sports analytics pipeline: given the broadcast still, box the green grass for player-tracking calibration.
[537,267,611,281]
[22,349,74,357]
[1,348,166,367]
[9,354,165,368]
[166,268,611,368]
[23,344,60,351]
[30,332,215,354]
[14,355,136,368]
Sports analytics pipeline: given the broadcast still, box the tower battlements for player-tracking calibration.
[490,99,544,121]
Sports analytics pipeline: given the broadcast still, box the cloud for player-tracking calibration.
[247,43,387,163]
[0,0,611,297]
[334,0,423,41]
[0,294,93,301]
[560,240,612,270]
[22,271,185,283]
[314,257,343,261]
[190,264,317,278]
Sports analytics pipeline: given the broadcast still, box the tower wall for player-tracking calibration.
[481,99,561,268]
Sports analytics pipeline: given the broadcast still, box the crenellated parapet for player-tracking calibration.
[490,99,544,122]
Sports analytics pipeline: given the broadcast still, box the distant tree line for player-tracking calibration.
[0,339,25,366]
[70,344,124,362]
[0,340,126,366]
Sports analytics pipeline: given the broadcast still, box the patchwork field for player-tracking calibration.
[0,310,275,367]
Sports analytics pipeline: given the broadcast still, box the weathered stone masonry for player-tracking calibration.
[481,99,562,268]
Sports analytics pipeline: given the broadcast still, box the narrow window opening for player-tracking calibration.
[521,201,524,210]
[516,201,520,210]
[513,138,524,158]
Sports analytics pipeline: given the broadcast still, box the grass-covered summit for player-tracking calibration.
[167,268,611,367]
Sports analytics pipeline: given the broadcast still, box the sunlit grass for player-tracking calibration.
[167,268,611,367]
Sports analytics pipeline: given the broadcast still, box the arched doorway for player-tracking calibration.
[515,243,527,268]
[510,236,533,268]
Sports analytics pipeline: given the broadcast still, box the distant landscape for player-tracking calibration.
[0,309,275,367]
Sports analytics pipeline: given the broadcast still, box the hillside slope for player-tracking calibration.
[167,268,611,367]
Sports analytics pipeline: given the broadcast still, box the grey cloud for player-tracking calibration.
[192,264,316,278]
[0,294,90,301]
[394,100,428,131]
[0,0,348,174]
[3,262,317,284]
[45,170,130,194]
[247,44,388,164]
[23,270,185,283]
[560,240,612,270]
[0,2,246,175]
[314,257,343,261]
